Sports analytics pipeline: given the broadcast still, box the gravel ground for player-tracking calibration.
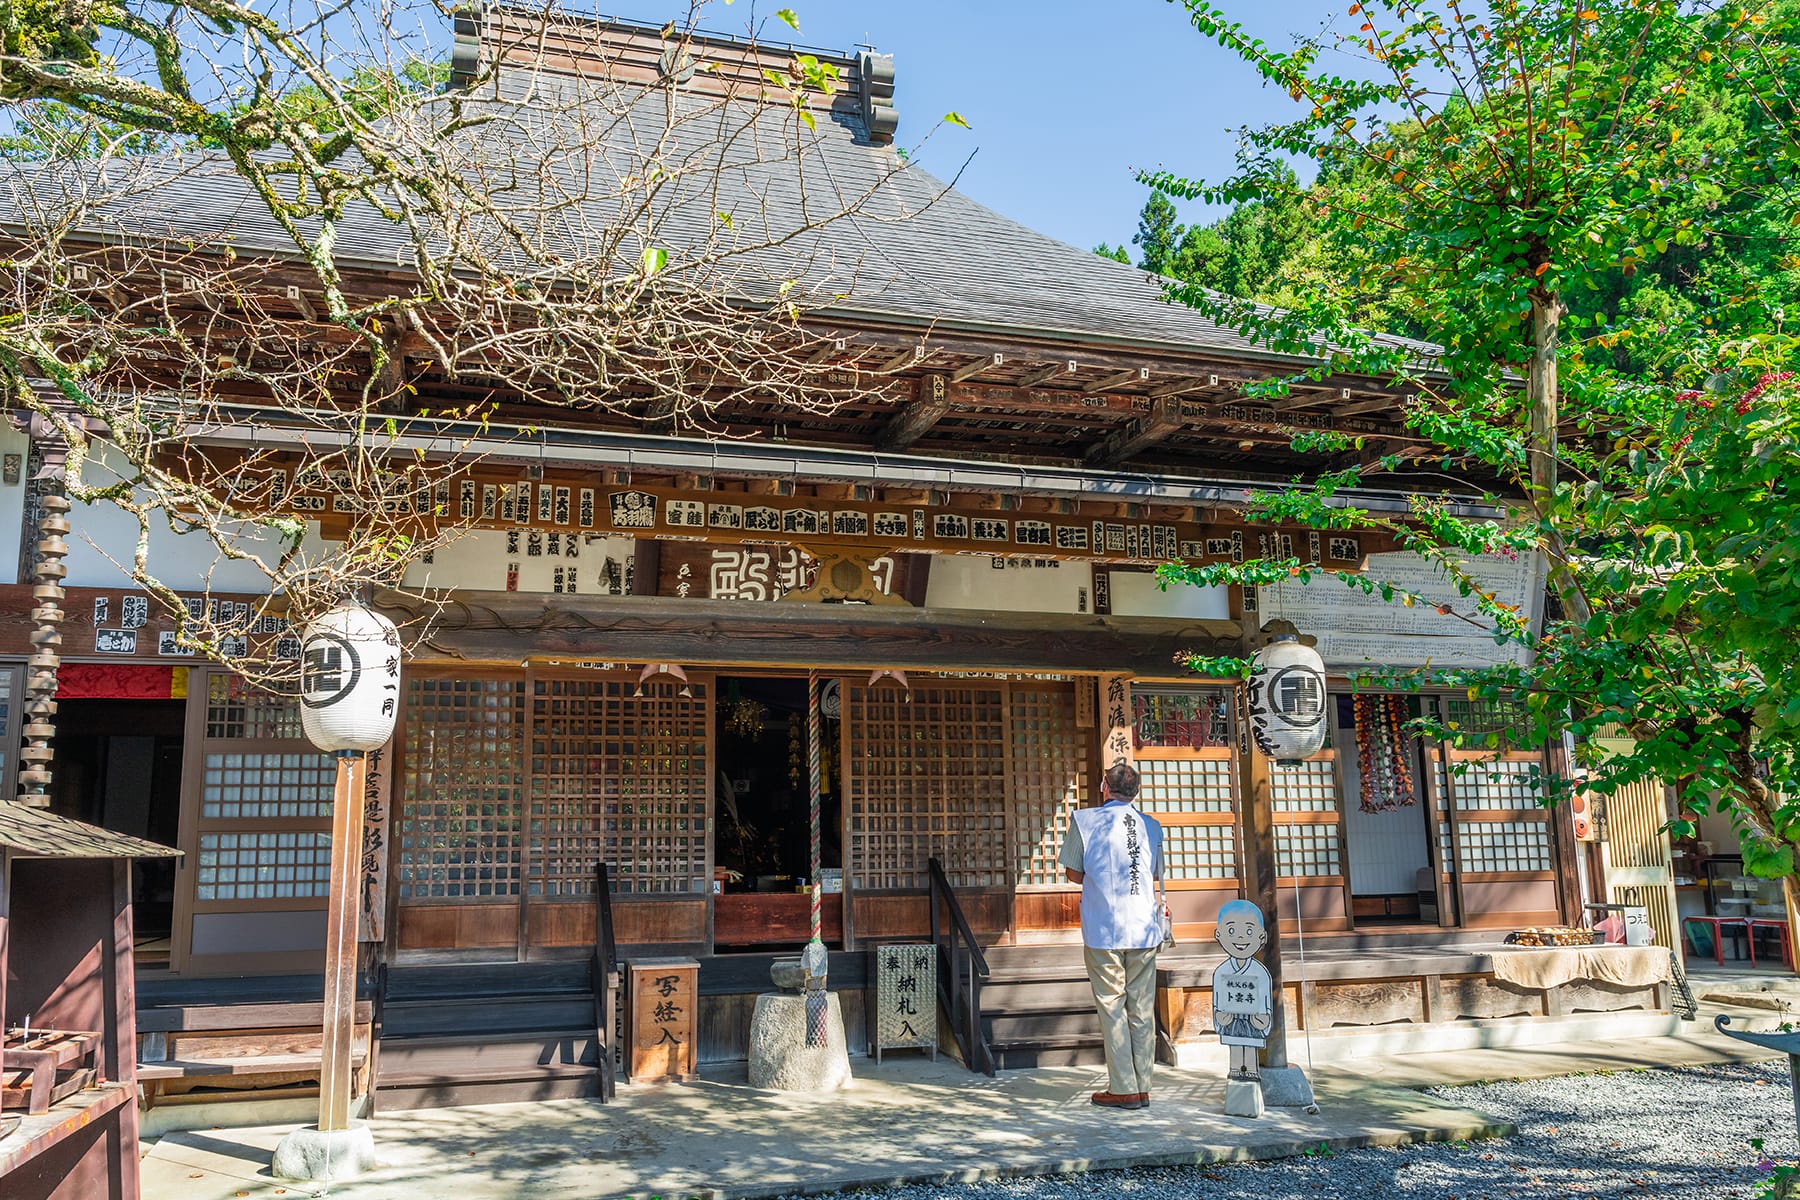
[800,1062,1799,1200]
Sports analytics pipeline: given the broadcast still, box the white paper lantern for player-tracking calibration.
[1247,633,1328,766]
[299,603,401,753]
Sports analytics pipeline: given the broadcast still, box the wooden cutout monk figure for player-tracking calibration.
[1212,900,1273,1080]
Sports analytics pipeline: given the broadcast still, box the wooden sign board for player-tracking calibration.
[625,958,699,1083]
[873,943,937,1063]
[182,449,1380,570]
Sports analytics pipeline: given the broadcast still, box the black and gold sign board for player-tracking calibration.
[260,466,1374,568]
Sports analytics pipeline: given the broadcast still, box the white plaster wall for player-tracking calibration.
[1107,570,1230,620]
[400,527,638,593]
[62,443,330,593]
[924,554,1093,614]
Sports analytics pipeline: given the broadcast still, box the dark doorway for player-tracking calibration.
[711,676,843,950]
[50,699,185,963]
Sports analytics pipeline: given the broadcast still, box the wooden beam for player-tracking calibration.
[1333,393,1411,418]
[1149,374,1221,398]
[874,345,927,374]
[949,353,1004,383]
[377,590,1244,675]
[1271,388,1343,412]
[1083,366,1150,394]
[1016,361,1079,389]
[876,373,953,452]
[807,338,848,364]
[285,285,318,323]
[1084,396,1185,467]
[642,396,678,432]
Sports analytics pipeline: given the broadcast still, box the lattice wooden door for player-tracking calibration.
[526,675,711,901]
[1008,683,1090,890]
[1130,687,1243,917]
[173,671,340,973]
[397,674,528,951]
[844,681,1009,890]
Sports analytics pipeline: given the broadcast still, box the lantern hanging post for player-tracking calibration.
[273,602,401,1183]
[1238,618,1327,1112]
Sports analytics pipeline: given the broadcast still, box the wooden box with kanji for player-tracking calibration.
[624,957,699,1083]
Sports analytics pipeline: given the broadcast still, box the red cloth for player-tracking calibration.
[57,664,180,700]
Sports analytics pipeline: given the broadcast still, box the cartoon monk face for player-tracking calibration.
[1215,901,1267,960]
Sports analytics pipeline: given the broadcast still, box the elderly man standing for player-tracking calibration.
[1059,761,1165,1110]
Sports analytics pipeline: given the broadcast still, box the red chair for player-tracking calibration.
[1683,915,1750,964]
[1747,918,1794,970]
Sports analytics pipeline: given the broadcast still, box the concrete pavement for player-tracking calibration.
[138,993,1788,1200]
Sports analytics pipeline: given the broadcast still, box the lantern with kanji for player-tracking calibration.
[1247,632,1328,767]
[298,603,401,754]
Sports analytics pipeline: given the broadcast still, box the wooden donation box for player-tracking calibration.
[625,958,699,1083]
[873,943,937,1063]
[0,803,179,1200]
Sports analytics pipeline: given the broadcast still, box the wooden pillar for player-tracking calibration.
[1236,688,1290,1069]
[318,750,365,1132]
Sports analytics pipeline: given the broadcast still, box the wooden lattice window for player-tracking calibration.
[845,683,1009,890]
[1133,687,1233,750]
[206,672,304,740]
[1434,756,1554,875]
[1271,751,1343,881]
[1009,684,1089,888]
[528,676,710,898]
[193,673,335,908]
[1133,754,1241,890]
[399,676,526,902]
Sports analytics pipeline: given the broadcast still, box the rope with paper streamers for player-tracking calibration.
[804,673,828,1046]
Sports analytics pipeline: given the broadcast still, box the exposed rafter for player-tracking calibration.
[1015,360,1079,389]
[876,373,954,452]
[1333,393,1411,418]
[873,345,928,374]
[1148,374,1220,398]
[1084,396,1185,468]
[807,338,848,364]
[949,352,1004,383]
[1083,366,1150,394]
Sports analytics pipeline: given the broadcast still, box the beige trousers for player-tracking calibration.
[1083,946,1159,1096]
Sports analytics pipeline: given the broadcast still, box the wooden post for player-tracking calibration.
[318,750,365,1132]
[1236,697,1290,1069]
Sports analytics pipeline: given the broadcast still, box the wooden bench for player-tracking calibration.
[135,1000,373,1108]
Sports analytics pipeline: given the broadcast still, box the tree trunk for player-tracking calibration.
[1526,288,1592,625]
[1528,290,1563,501]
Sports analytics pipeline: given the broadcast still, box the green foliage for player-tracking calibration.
[1149,0,1800,880]
[1092,242,1131,263]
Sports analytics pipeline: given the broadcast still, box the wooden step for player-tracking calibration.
[384,961,593,1002]
[377,1030,599,1075]
[983,1008,1100,1044]
[990,1034,1106,1070]
[375,1062,599,1111]
[380,995,596,1038]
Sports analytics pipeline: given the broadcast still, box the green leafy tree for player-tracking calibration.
[1093,241,1132,262]
[1147,0,1800,885]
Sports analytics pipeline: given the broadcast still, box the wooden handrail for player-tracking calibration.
[592,861,618,1103]
[927,856,995,1076]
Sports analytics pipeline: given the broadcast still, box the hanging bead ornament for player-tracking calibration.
[1356,694,1418,813]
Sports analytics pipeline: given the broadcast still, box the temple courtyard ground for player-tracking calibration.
[138,970,1797,1200]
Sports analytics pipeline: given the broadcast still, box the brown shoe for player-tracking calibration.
[1090,1091,1145,1109]
[1135,1092,1150,1108]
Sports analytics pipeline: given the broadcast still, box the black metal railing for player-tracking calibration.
[927,857,995,1075]
[591,862,618,1102]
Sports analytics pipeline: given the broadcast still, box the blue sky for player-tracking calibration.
[618,0,1346,255]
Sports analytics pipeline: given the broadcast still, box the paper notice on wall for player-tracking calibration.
[1258,550,1543,671]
